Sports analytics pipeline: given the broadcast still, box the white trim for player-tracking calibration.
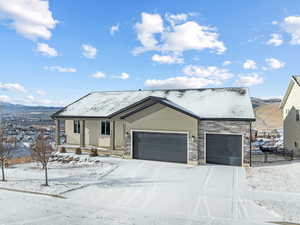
[130,129,190,164]
[204,132,244,167]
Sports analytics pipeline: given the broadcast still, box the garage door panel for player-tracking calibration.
[133,132,187,163]
[206,134,242,166]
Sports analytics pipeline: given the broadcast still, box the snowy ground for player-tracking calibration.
[0,156,283,225]
[0,152,117,195]
[247,161,300,223]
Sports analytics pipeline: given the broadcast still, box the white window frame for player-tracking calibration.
[73,120,80,134]
[101,120,110,136]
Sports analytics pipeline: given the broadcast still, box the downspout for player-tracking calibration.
[250,121,252,167]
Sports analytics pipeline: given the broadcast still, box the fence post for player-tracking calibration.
[264,152,268,163]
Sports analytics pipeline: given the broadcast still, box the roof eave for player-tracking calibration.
[200,117,256,122]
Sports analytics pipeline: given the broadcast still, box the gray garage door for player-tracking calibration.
[133,131,187,163]
[206,134,242,166]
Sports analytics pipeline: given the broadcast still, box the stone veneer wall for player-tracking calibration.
[198,120,251,166]
[124,132,132,158]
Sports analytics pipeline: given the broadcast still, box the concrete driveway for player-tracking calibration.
[66,158,278,225]
[0,158,280,225]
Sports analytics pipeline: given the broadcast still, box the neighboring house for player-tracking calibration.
[52,88,255,166]
[280,76,300,155]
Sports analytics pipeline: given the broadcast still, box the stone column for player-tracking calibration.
[110,121,116,150]
[80,120,85,148]
[55,119,61,146]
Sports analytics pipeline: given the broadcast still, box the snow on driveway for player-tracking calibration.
[0,158,280,225]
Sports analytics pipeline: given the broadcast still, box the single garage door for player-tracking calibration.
[133,131,187,163]
[206,134,242,166]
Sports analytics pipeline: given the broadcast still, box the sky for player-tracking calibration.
[0,0,300,106]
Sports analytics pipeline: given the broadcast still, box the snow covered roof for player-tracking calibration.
[53,88,255,120]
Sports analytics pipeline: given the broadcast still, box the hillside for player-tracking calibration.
[0,102,61,114]
[251,98,282,131]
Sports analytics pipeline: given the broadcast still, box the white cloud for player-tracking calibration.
[165,13,190,26]
[222,60,232,66]
[44,66,76,73]
[265,58,285,70]
[152,54,184,64]
[243,59,257,70]
[0,0,57,40]
[36,90,46,96]
[266,33,283,46]
[235,73,264,87]
[133,13,164,54]
[282,16,300,44]
[110,24,119,35]
[0,95,10,102]
[0,82,26,93]
[113,72,129,80]
[182,65,233,80]
[145,64,234,89]
[133,12,226,55]
[90,71,106,79]
[144,76,219,89]
[272,21,278,25]
[81,44,97,59]
[162,21,226,54]
[36,43,58,56]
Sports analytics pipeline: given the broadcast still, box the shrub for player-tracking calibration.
[75,148,82,155]
[89,148,98,157]
[59,147,66,153]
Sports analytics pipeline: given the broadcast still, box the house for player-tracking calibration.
[280,76,300,155]
[52,87,255,166]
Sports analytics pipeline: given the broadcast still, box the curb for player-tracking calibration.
[0,187,66,199]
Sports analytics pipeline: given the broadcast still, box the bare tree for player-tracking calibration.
[0,130,13,181]
[31,133,54,186]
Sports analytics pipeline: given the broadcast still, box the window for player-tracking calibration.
[101,121,110,135]
[295,142,298,148]
[296,110,300,121]
[73,120,80,133]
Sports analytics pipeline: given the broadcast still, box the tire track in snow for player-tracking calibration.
[140,165,160,209]
[237,168,250,220]
[121,162,162,208]
[185,166,214,225]
[231,167,249,220]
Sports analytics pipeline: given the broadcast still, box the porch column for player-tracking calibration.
[55,119,61,146]
[110,121,116,150]
[80,120,85,148]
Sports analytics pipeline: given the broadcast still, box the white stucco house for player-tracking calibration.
[52,87,255,166]
[280,76,300,155]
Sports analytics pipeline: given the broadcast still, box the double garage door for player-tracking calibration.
[133,131,187,163]
[132,131,242,166]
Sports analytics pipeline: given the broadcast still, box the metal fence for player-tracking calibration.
[251,147,295,166]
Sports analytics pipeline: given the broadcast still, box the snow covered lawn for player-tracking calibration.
[247,161,300,223]
[0,152,117,195]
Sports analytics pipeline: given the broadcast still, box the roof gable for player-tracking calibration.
[53,87,255,120]
[280,76,300,109]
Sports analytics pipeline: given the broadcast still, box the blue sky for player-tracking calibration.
[0,0,300,106]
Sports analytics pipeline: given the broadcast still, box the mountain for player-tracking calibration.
[251,97,282,131]
[0,102,61,114]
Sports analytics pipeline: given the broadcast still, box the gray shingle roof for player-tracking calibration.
[53,87,255,120]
